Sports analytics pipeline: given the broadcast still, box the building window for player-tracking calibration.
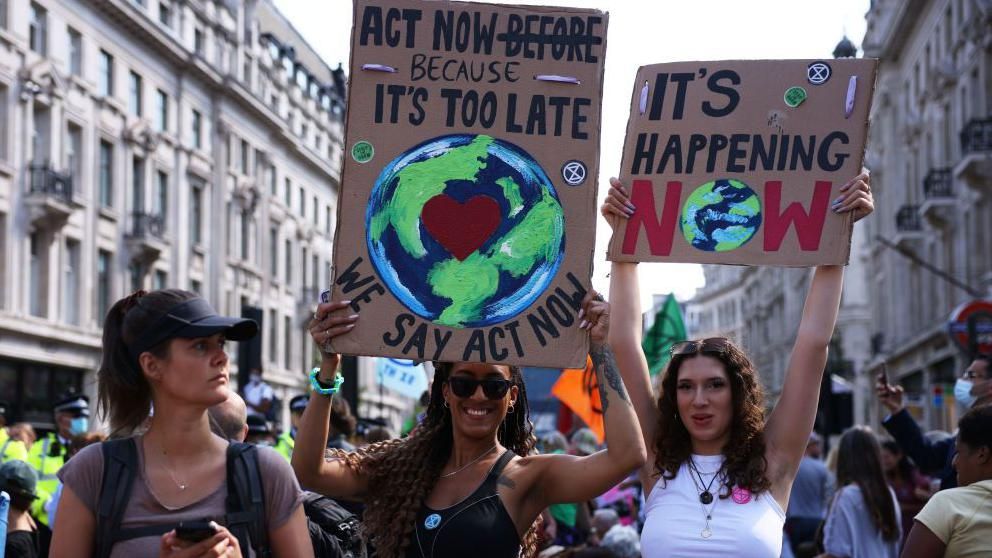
[98,50,114,97]
[99,140,114,208]
[0,213,5,309]
[302,246,309,288]
[241,139,249,174]
[129,262,143,292]
[158,0,173,28]
[153,269,167,290]
[268,308,277,363]
[131,156,145,214]
[0,0,7,29]
[240,212,250,261]
[283,315,292,369]
[96,250,111,321]
[194,26,205,56]
[155,89,168,132]
[0,84,7,161]
[191,109,203,149]
[298,186,305,216]
[155,170,168,225]
[29,3,47,55]
[284,178,291,206]
[269,227,278,277]
[190,278,202,294]
[312,254,319,292]
[67,124,82,182]
[312,196,319,226]
[129,71,142,117]
[65,239,80,325]
[325,205,332,235]
[191,183,203,246]
[284,239,292,285]
[29,233,44,317]
[270,165,277,195]
[68,27,82,76]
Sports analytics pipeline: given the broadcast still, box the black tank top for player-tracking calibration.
[407,450,521,558]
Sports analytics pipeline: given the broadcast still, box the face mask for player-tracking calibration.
[955,379,976,408]
[250,374,261,384]
[69,417,89,436]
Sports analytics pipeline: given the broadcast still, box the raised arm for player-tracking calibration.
[291,301,368,499]
[530,294,647,508]
[765,172,873,499]
[602,179,663,486]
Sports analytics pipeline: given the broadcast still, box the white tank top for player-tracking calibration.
[641,454,785,558]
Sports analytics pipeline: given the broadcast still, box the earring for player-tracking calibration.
[507,403,515,414]
[674,412,680,421]
[443,400,449,409]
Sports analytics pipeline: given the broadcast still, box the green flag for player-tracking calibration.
[642,293,687,376]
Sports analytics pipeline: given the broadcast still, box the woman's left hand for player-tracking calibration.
[159,525,243,558]
[833,170,873,222]
[579,291,610,347]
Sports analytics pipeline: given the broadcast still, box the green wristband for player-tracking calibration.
[309,367,344,396]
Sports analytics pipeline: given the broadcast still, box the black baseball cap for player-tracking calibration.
[128,298,258,359]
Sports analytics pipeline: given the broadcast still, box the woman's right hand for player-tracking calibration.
[600,177,636,232]
[307,300,359,374]
[159,525,242,558]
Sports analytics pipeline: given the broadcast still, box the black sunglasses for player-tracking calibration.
[670,337,730,356]
[448,376,513,400]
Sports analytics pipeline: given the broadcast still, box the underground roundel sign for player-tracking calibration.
[947,299,992,355]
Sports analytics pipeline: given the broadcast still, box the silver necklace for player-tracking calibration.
[161,448,188,490]
[688,459,722,539]
[440,444,497,478]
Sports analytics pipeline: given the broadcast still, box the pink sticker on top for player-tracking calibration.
[732,486,752,504]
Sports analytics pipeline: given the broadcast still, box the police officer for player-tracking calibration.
[0,400,29,462]
[27,393,89,527]
[274,394,308,462]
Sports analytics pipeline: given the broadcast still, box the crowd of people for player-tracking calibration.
[0,170,986,558]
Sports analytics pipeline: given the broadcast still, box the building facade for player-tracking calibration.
[862,0,992,431]
[0,0,348,431]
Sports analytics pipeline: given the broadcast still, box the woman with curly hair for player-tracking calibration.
[293,293,646,558]
[601,171,873,557]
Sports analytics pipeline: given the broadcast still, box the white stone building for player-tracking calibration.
[0,0,349,431]
[862,0,992,431]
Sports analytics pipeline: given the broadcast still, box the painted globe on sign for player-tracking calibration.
[680,179,762,252]
[366,134,565,329]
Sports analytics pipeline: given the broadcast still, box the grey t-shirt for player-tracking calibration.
[823,484,902,558]
[58,437,303,558]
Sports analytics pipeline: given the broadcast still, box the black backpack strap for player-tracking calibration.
[225,442,270,557]
[96,439,139,558]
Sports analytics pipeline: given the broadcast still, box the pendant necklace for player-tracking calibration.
[161,448,188,491]
[688,458,723,539]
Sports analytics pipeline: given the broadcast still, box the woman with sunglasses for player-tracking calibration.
[601,172,873,557]
[293,293,646,558]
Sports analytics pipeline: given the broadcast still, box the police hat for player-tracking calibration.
[53,394,90,417]
[128,298,258,360]
[289,394,309,413]
[246,413,271,435]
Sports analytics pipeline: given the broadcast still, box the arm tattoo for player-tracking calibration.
[590,344,630,413]
[497,474,517,490]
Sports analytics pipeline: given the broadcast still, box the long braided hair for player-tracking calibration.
[330,362,539,558]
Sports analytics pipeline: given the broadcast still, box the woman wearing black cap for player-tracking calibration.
[49,290,313,558]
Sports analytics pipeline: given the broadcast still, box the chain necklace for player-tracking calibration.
[440,444,497,478]
[687,458,724,539]
[161,448,188,491]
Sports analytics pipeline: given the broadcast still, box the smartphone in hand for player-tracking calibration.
[175,520,218,543]
[879,363,890,388]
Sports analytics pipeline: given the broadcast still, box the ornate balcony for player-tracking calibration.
[957,117,992,190]
[25,163,78,228]
[894,204,924,248]
[126,211,168,263]
[920,168,955,227]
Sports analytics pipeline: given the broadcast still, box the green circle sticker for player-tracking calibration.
[784,86,807,108]
[351,141,374,163]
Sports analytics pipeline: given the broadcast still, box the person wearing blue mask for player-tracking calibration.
[26,393,90,528]
[877,354,992,490]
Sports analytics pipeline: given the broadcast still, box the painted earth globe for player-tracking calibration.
[680,179,762,252]
[367,134,565,328]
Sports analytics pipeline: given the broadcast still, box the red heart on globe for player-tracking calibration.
[422,195,501,261]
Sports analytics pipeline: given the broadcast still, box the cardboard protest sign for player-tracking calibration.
[608,59,878,266]
[328,0,608,368]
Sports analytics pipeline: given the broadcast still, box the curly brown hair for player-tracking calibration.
[330,363,539,558]
[653,339,770,498]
